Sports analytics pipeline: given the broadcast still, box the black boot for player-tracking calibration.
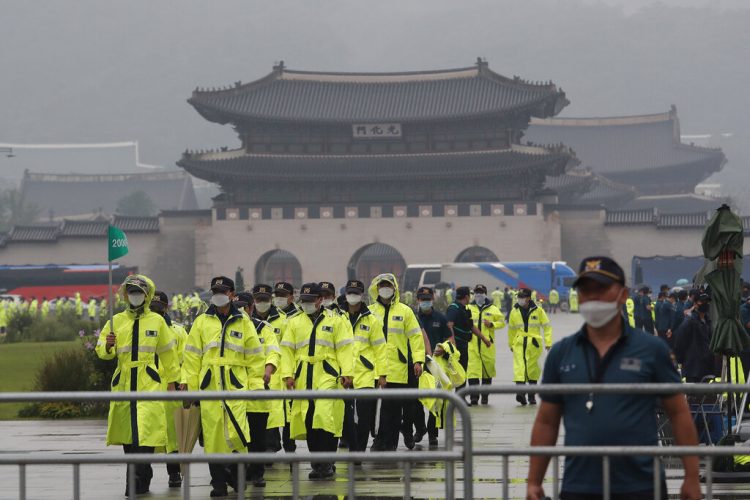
[515,382,527,406]
[528,381,537,405]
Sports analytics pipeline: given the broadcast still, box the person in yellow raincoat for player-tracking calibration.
[422,341,466,446]
[234,289,281,487]
[95,275,179,496]
[149,290,188,488]
[507,288,552,406]
[367,273,426,451]
[467,284,505,405]
[280,282,354,480]
[181,276,276,497]
[568,288,579,313]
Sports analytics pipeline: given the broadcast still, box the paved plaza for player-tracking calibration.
[1,313,748,499]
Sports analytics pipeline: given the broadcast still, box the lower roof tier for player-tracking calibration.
[178,145,574,204]
[179,145,572,182]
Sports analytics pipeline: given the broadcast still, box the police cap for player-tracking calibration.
[252,284,273,299]
[210,276,235,293]
[572,256,625,288]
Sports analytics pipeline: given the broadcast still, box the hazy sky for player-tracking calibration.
[0,0,747,199]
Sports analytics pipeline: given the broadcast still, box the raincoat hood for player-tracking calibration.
[368,273,401,305]
[118,274,156,318]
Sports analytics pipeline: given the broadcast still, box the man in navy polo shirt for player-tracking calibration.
[526,256,700,500]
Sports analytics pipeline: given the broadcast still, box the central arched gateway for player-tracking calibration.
[455,246,499,263]
[255,249,302,287]
[347,243,406,286]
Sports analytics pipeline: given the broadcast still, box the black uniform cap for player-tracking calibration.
[210,276,235,293]
[572,256,625,288]
[474,284,488,294]
[152,290,168,306]
[318,281,336,295]
[234,291,254,308]
[345,280,365,293]
[252,284,273,298]
[517,288,532,298]
[416,287,434,299]
[274,282,294,295]
[299,283,321,300]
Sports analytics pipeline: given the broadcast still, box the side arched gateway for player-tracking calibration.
[347,243,406,285]
[255,249,302,287]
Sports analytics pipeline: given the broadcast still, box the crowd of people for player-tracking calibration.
[93,270,561,497]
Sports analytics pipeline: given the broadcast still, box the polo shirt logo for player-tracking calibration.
[620,357,642,372]
[432,322,440,327]
[145,330,157,337]
[230,330,243,339]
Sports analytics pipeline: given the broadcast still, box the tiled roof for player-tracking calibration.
[20,170,199,218]
[179,145,574,183]
[656,212,710,229]
[618,194,727,215]
[188,60,568,124]
[524,108,726,184]
[4,216,160,243]
[113,215,159,233]
[605,208,655,225]
[9,224,60,242]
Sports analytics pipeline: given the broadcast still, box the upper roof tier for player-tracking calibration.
[525,106,726,176]
[188,59,568,125]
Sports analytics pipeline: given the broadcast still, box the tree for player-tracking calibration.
[115,190,157,217]
[0,189,39,232]
[235,266,245,292]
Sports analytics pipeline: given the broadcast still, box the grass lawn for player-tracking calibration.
[0,340,79,419]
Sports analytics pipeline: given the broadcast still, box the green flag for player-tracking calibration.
[108,225,129,261]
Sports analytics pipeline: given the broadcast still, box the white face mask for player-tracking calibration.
[273,297,288,309]
[321,298,334,308]
[211,293,231,307]
[127,292,145,307]
[474,293,486,304]
[346,294,362,305]
[579,300,620,328]
[378,287,395,300]
[255,301,271,313]
[517,298,528,307]
[301,302,318,315]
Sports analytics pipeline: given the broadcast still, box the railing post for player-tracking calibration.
[602,455,610,500]
[183,462,190,500]
[445,403,455,500]
[403,461,412,500]
[73,463,80,500]
[552,455,559,500]
[236,462,246,499]
[127,462,136,500]
[291,461,300,499]
[502,455,509,499]
[705,456,713,500]
[653,456,660,500]
[348,459,356,500]
[19,464,26,500]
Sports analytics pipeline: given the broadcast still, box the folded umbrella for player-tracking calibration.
[174,404,201,473]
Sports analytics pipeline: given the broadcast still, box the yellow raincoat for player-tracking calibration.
[95,275,179,448]
[467,300,505,379]
[280,309,354,440]
[508,302,552,382]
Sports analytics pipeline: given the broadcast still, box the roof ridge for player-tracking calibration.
[530,110,674,127]
[25,171,188,182]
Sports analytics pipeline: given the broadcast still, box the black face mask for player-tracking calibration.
[697,303,710,314]
[150,302,166,314]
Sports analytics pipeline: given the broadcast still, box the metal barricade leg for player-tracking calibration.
[236,462,246,499]
[19,464,26,500]
[73,463,80,500]
[445,405,455,500]
[348,459,356,500]
[705,456,713,500]
[552,456,559,500]
[292,461,300,500]
[653,457,661,500]
[502,455,509,500]
[403,461,412,500]
[183,463,190,500]
[602,456,610,500]
[127,463,136,500]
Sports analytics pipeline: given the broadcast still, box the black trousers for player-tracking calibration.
[122,445,154,493]
[351,388,377,452]
[467,378,493,402]
[403,366,426,438]
[341,399,355,447]
[166,452,180,475]
[427,411,439,439]
[247,412,269,479]
[305,400,337,468]
[378,382,413,450]
[455,345,469,393]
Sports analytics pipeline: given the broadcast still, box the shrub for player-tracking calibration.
[6,309,34,342]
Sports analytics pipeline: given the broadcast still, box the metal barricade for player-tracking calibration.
[0,388,473,500]
[455,383,749,500]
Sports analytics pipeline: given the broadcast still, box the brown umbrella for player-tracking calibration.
[173,404,201,473]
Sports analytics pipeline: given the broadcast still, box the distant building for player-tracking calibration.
[20,170,199,218]
[528,106,727,212]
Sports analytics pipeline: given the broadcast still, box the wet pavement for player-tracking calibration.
[2,312,749,499]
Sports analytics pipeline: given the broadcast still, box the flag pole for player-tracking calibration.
[108,259,113,329]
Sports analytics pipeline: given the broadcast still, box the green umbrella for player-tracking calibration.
[698,205,750,356]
